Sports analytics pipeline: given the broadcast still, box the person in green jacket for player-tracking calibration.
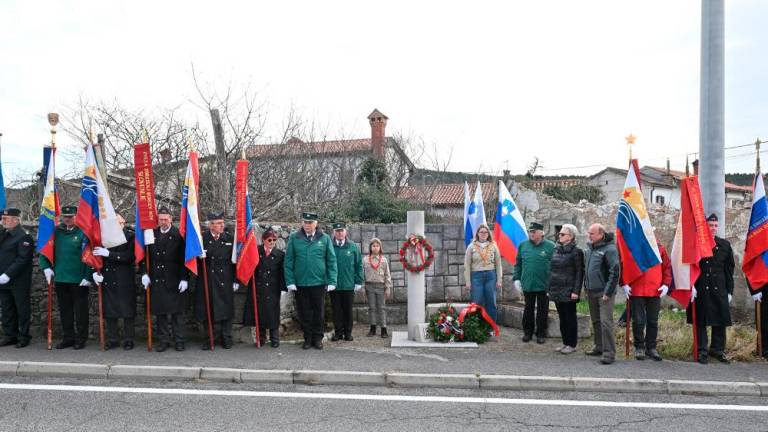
[284,212,338,350]
[39,206,93,350]
[512,221,555,344]
[329,222,363,342]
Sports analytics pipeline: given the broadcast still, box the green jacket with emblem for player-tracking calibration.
[39,225,93,284]
[333,239,363,290]
[284,229,338,288]
[512,239,555,293]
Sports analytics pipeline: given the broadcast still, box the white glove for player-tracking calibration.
[43,268,54,283]
[752,292,763,302]
[622,284,632,297]
[0,274,9,285]
[658,285,669,298]
[233,283,239,292]
[200,250,207,258]
[143,229,155,245]
[281,291,287,298]
[92,272,104,284]
[327,285,336,292]
[178,280,188,293]
[93,247,110,257]
[354,284,362,292]
[141,274,151,289]
[287,284,297,292]
[728,293,733,304]
[514,280,522,291]
[691,287,697,302]
[79,279,92,287]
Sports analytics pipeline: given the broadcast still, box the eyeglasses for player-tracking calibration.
[265,238,277,242]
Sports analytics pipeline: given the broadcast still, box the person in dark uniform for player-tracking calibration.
[141,207,189,352]
[330,222,363,342]
[195,211,238,350]
[243,228,286,348]
[284,212,337,350]
[688,213,734,364]
[92,215,136,350]
[40,206,93,350]
[0,208,34,348]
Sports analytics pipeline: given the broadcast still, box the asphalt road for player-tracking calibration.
[0,376,765,432]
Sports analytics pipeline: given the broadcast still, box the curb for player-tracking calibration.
[2,360,766,398]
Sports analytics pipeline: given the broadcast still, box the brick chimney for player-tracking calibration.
[368,109,388,159]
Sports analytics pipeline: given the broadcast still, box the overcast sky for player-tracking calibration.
[1,0,766,181]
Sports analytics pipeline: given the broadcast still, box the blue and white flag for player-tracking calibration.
[464,181,487,247]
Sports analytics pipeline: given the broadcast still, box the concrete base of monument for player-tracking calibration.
[390,331,479,348]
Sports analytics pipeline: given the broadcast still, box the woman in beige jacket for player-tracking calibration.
[363,238,392,338]
[464,224,502,323]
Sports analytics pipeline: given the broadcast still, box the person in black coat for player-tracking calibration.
[92,215,137,350]
[546,224,584,354]
[0,209,34,348]
[687,213,734,364]
[243,228,286,348]
[140,207,189,352]
[195,211,238,349]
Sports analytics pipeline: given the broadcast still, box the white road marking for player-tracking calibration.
[0,383,766,412]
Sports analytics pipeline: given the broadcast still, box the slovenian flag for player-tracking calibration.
[464,181,487,247]
[493,180,528,264]
[670,176,714,306]
[616,160,662,289]
[179,150,204,275]
[75,141,127,271]
[742,171,768,291]
[232,160,260,285]
[36,146,59,264]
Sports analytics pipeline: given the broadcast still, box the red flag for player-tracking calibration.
[232,160,259,284]
[670,176,714,306]
[133,143,158,230]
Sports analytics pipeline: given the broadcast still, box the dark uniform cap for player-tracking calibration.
[528,222,544,231]
[157,206,172,216]
[707,213,719,222]
[207,211,225,221]
[2,208,20,217]
[61,206,77,216]
[301,212,318,221]
[332,222,346,230]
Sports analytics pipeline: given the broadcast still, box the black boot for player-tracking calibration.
[380,327,388,338]
[367,325,376,337]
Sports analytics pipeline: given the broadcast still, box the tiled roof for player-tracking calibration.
[399,182,497,207]
[247,138,375,157]
[644,166,752,192]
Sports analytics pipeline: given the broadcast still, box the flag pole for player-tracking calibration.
[46,113,59,350]
[88,127,107,352]
[756,138,763,358]
[142,130,154,352]
[191,136,214,351]
[624,134,636,358]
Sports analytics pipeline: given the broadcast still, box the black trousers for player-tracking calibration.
[202,319,233,344]
[759,299,768,358]
[106,317,135,343]
[554,301,577,348]
[260,327,279,343]
[630,296,660,350]
[0,287,30,342]
[296,285,326,343]
[696,325,727,356]
[330,290,355,337]
[156,314,185,344]
[523,291,548,338]
[55,283,90,343]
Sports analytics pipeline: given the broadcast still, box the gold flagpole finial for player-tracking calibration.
[47,113,59,149]
[625,134,636,161]
[187,133,195,153]
[241,146,246,160]
[141,128,149,145]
